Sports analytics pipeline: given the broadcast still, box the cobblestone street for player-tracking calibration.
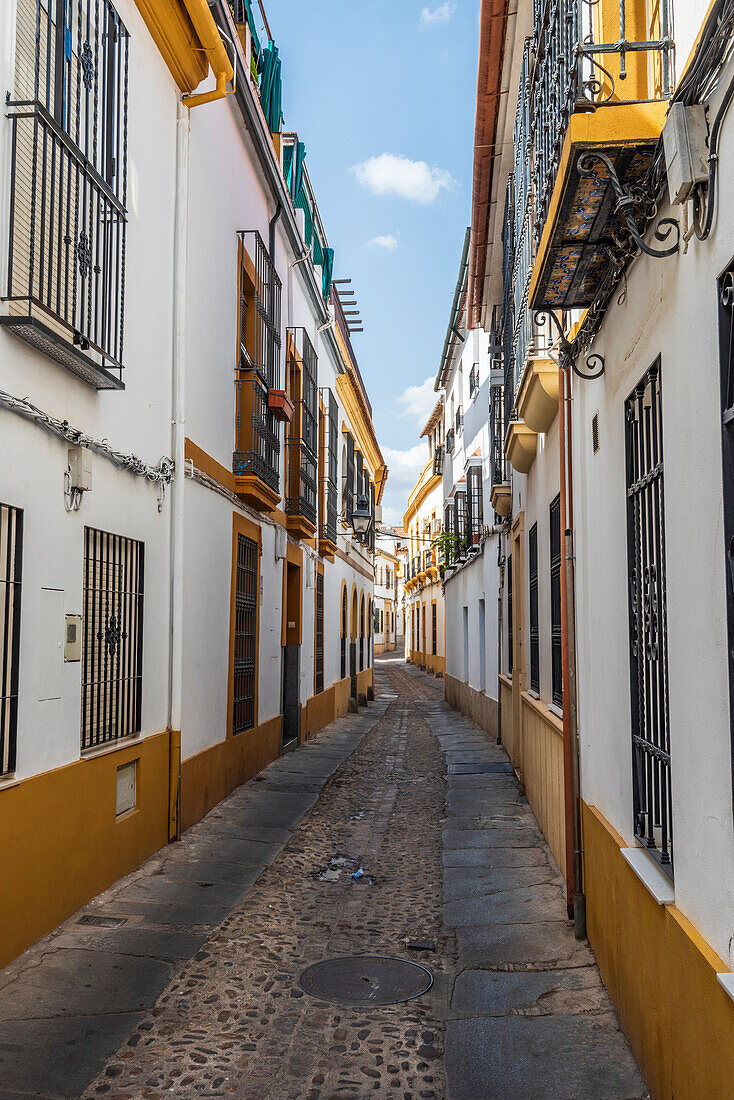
[0,656,646,1099]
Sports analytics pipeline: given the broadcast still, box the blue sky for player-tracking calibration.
[260,0,479,524]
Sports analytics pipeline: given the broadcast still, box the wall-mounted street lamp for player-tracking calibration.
[350,494,372,543]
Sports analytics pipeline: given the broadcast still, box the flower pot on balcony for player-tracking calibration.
[268,389,294,422]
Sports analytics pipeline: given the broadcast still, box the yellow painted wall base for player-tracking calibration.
[0,731,171,969]
[408,650,445,677]
[304,685,336,740]
[445,674,498,740]
[181,716,281,831]
[583,802,734,1099]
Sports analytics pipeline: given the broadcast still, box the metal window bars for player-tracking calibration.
[81,527,144,751]
[455,406,464,434]
[550,494,563,707]
[234,230,282,492]
[531,0,673,243]
[625,360,672,875]
[340,588,347,679]
[465,466,484,548]
[443,505,454,567]
[319,387,338,544]
[342,431,354,526]
[529,522,540,694]
[446,428,455,455]
[0,503,23,776]
[507,552,514,675]
[469,363,479,399]
[285,328,318,525]
[454,492,466,562]
[433,443,445,476]
[3,0,130,385]
[315,571,324,695]
[233,533,258,734]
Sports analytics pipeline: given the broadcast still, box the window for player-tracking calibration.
[0,503,23,776]
[234,232,282,495]
[466,466,484,547]
[432,602,437,656]
[625,361,672,874]
[315,572,324,694]
[479,599,486,692]
[507,553,513,675]
[81,528,144,751]
[463,606,469,681]
[469,363,479,399]
[342,432,355,526]
[341,587,347,679]
[4,0,130,383]
[319,388,339,545]
[359,596,365,670]
[285,328,318,526]
[233,534,258,734]
[550,495,563,708]
[454,492,466,560]
[529,523,540,693]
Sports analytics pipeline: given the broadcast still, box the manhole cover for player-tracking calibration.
[299,955,433,1005]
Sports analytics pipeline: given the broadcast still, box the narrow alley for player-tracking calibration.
[0,656,644,1100]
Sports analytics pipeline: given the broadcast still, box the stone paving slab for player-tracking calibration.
[0,1015,146,1098]
[450,967,610,1016]
[52,927,208,960]
[445,1015,646,1099]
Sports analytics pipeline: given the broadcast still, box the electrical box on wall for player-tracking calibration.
[662,103,709,204]
[116,760,137,817]
[64,614,82,661]
[68,445,92,490]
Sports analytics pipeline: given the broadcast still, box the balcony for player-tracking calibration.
[2,3,130,389]
[528,0,673,309]
[446,428,455,455]
[516,358,559,434]
[489,360,511,518]
[319,387,339,559]
[433,444,445,477]
[455,407,464,435]
[469,363,479,400]
[285,328,318,540]
[234,231,282,511]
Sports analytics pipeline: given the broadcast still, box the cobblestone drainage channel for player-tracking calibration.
[298,956,433,1005]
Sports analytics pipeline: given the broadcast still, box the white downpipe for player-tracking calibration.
[169,101,190,743]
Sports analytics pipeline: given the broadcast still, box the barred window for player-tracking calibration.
[507,553,513,675]
[315,572,324,695]
[550,495,563,708]
[233,534,258,734]
[81,528,144,751]
[529,522,540,693]
[0,503,23,775]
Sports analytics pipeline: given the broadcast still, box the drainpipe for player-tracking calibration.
[167,100,190,841]
[558,361,586,938]
[269,200,282,264]
[182,0,234,110]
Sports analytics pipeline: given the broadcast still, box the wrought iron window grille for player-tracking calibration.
[507,552,514,675]
[0,503,23,776]
[315,572,324,695]
[469,364,479,399]
[319,387,338,545]
[285,328,318,525]
[433,443,445,477]
[455,406,464,434]
[342,431,355,527]
[233,534,258,734]
[529,522,540,694]
[625,360,672,875]
[446,428,455,455]
[465,466,484,549]
[550,494,563,708]
[3,0,130,386]
[81,527,144,751]
[234,230,282,492]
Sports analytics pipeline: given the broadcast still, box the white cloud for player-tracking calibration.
[420,2,456,27]
[366,233,399,251]
[397,375,439,429]
[351,154,454,206]
[381,505,403,526]
[381,442,430,484]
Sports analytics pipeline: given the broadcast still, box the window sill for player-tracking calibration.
[716,973,734,1004]
[82,734,142,761]
[548,702,563,720]
[0,774,20,792]
[620,847,675,905]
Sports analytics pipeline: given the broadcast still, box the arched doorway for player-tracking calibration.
[359,593,365,671]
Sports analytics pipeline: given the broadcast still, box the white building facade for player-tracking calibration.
[0,0,385,969]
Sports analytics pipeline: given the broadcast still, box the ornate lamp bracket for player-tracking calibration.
[577,152,680,259]
[535,310,605,380]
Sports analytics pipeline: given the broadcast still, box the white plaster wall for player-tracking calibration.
[444,539,500,696]
[572,54,734,965]
[0,0,179,780]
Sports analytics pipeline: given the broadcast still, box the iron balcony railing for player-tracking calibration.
[446,428,455,455]
[469,363,479,399]
[423,548,433,571]
[490,381,507,488]
[285,327,318,525]
[531,0,673,242]
[320,387,338,544]
[455,406,464,434]
[234,230,281,492]
[3,0,130,386]
[433,444,445,476]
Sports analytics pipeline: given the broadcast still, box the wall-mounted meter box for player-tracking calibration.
[64,614,82,661]
[68,445,92,491]
[662,103,709,205]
